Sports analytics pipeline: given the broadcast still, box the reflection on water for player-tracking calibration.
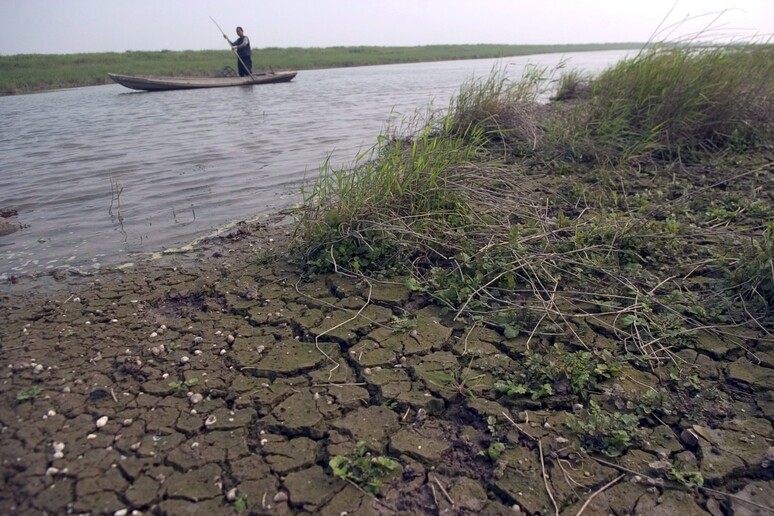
[0,50,632,279]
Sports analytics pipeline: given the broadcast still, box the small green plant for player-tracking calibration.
[565,401,640,456]
[234,495,248,513]
[479,441,506,462]
[494,344,619,401]
[495,311,521,339]
[629,388,675,418]
[666,462,704,488]
[486,415,498,435]
[669,370,702,392]
[424,357,488,398]
[329,441,400,495]
[16,385,43,403]
[705,205,737,224]
[169,378,199,392]
[390,314,417,332]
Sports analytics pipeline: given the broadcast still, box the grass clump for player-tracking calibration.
[296,120,485,276]
[447,65,547,152]
[554,44,774,165]
[553,69,593,101]
[728,222,774,311]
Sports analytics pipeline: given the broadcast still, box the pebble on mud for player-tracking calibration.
[193,336,204,345]
[189,393,204,404]
[96,416,108,428]
[226,488,238,502]
[179,356,190,365]
[52,441,65,459]
[226,334,235,344]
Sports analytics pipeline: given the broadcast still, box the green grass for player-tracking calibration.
[296,117,488,276]
[294,41,774,362]
[0,43,642,95]
[551,43,774,164]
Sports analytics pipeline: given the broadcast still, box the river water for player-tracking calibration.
[0,50,632,280]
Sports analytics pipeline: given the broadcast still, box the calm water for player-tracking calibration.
[0,50,631,280]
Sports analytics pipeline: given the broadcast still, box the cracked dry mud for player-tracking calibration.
[2,218,774,515]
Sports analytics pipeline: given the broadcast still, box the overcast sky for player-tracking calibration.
[0,0,771,55]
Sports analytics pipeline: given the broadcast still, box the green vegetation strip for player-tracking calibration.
[0,43,641,95]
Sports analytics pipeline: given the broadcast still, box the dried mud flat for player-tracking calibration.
[2,216,774,516]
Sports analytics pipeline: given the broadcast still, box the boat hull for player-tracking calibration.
[107,71,297,91]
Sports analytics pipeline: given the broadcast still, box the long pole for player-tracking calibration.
[209,16,257,80]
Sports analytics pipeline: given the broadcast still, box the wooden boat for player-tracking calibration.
[107,71,297,92]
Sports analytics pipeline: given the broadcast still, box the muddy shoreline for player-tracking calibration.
[2,212,774,515]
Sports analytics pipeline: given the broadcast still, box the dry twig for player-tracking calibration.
[575,474,625,516]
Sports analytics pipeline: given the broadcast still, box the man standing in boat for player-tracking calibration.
[224,27,252,77]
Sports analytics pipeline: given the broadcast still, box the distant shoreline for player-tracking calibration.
[0,43,643,95]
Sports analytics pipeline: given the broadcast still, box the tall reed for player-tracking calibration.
[557,43,774,164]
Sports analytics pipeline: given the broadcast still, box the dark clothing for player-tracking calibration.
[228,35,252,76]
[237,55,252,77]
